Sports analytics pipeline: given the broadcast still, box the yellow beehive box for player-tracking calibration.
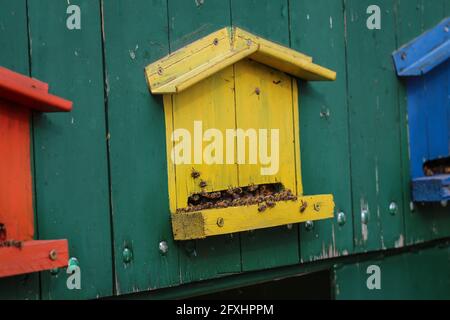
[145,27,337,240]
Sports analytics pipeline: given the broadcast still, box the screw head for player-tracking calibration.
[305,220,314,231]
[286,224,293,230]
[337,212,346,226]
[49,249,58,261]
[68,257,79,267]
[401,52,407,60]
[313,203,321,212]
[441,200,448,208]
[217,217,224,227]
[213,38,219,46]
[361,209,369,225]
[445,26,449,33]
[409,201,415,212]
[122,247,133,263]
[246,39,253,46]
[157,67,163,75]
[159,241,169,255]
[389,202,398,215]
[255,87,261,95]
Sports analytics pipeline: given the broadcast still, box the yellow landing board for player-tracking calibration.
[171,194,334,240]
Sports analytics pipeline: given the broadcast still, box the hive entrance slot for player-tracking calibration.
[423,157,450,176]
[178,183,297,213]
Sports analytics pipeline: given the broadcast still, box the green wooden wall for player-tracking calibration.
[0,0,449,299]
[333,242,450,300]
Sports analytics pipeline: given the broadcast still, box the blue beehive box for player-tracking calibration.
[393,17,450,203]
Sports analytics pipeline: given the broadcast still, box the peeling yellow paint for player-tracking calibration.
[146,26,336,94]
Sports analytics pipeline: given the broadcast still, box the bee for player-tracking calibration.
[266,201,276,208]
[258,204,267,212]
[299,200,308,213]
[260,185,267,194]
[191,168,201,179]
[205,191,222,200]
[231,193,240,200]
[211,192,222,199]
[233,187,243,194]
[203,202,213,209]
[199,180,207,188]
[217,200,229,208]
[231,199,240,206]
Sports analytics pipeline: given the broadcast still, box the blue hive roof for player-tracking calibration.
[393,17,450,76]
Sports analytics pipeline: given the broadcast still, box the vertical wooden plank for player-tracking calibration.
[406,77,429,179]
[234,59,296,192]
[420,0,449,163]
[345,0,405,252]
[28,0,113,299]
[172,67,238,209]
[168,0,241,283]
[423,64,448,161]
[231,0,300,271]
[168,0,230,52]
[102,0,180,294]
[0,0,40,300]
[396,0,450,245]
[290,0,353,262]
[0,0,29,72]
[0,103,34,241]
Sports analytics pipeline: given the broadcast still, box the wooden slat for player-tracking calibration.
[172,195,334,240]
[168,0,241,284]
[346,0,404,251]
[412,174,450,202]
[393,17,450,76]
[29,0,113,299]
[291,0,354,261]
[0,240,68,278]
[234,59,297,191]
[146,26,336,94]
[172,66,238,209]
[0,0,40,300]
[103,0,180,294]
[231,0,300,272]
[0,67,48,92]
[0,102,34,241]
[0,67,72,113]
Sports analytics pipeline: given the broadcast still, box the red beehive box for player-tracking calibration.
[0,66,71,278]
